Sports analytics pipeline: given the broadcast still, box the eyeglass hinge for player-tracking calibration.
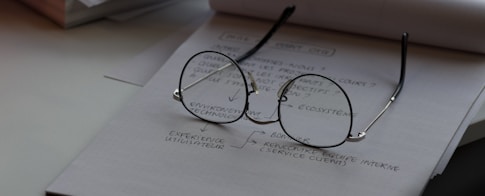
[346,132,366,142]
[173,89,182,102]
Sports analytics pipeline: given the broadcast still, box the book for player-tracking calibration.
[106,0,485,174]
[19,0,170,28]
[210,0,485,54]
[47,0,485,195]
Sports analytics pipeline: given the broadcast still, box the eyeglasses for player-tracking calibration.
[173,5,408,148]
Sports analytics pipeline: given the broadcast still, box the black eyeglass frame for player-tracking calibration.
[173,5,409,148]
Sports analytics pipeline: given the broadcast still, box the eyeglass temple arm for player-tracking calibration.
[173,62,233,101]
[391,32,408,99]
[173,6,296,101]
[347,32,408,141]
[235,5,296,63]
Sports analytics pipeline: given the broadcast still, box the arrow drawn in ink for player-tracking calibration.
[228,89,241,102]
[231,130,265,149]
[200,122,209,132]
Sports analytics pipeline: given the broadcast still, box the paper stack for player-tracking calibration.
[46,0,485,195]
[19,0,168,28]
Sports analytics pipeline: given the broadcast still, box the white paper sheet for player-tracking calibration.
[48,13,485,196]
[210,0,485,54]
[460,104,485,145]
[104,11,213,86]
[432,86,485,177]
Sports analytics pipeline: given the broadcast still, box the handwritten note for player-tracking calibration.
[164,128,400,172]
[47,13,485,196]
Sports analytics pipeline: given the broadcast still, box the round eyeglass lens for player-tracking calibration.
[278,74,352,148]
[179,51,248,123]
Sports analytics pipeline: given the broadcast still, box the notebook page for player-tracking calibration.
[210,0,485,54]
[47,13,485,196]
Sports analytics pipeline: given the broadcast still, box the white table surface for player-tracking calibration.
[0,0,208,195]
[0,0,483,196]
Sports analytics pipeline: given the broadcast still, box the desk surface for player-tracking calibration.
[0,0,483,195]
[0,0,207,195]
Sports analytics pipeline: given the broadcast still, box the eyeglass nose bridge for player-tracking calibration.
[247,72,259,95]
[243,99,279,125]
[243,72,282,125]
[277,79,294,101]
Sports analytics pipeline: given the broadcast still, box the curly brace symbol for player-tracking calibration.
[231,130,266,149]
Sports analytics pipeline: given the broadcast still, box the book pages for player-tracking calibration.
[47,13,485,196]
[210,0,485,54]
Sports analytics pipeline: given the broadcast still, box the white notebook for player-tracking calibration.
[47,4,485,195]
